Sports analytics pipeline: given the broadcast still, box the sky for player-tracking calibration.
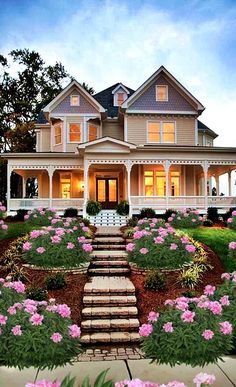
[0,0,236,192]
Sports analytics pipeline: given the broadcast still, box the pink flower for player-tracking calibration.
[208,301,222,315]
[193,373,216,386]
[51,235,61,244]
[12,281,25,293]
[204,285,216,296]
[68,324,81,338]
[227,218,233,223]
[232,211,236,216]
[67,242,75,249]
[168,217,173,222]
[163,322,174,333]
[0,205,6,212]
[148,311,159,322]
[228,241,236,250]
[176,301,189,311]
[82,243,93,252]
[26,380,61,387]
[23,242,32,251]
[24,304,37,314]
[29,313,44,326]
[170,243,178,250]
[219,321,233,335]
[181,236,189,244]
[82,226,89,232]
[219,295,230,306]
[23,214,29,220]
[0,314,8,325]
[7,306,17,315]
[154,236,164,244]
[202,329,214,340]
[55,228,65,236]
[11,325,22,336]
[30,230,41,239]
[51,218,60,224]
[139,247,149,255]
[78,236,86,243]
[185,244,196,253]
[126,243,135,252]
[139,323,153,337]
[50,332,63,343]
[221,273,231,280]
[36,247,45,254]
[164,299,175,306]
[181,310,195,323]
[1,224,8,230]
[57,304,71,318]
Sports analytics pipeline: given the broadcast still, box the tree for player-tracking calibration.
[81,81,95,95]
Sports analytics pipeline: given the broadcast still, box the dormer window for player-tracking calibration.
[70,95,80,106]
[156,85,168,101]
[117,93,125,106]
[112,83,130,107]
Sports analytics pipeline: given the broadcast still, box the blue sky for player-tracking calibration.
[0,0,236,149]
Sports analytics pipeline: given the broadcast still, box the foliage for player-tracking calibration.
[63,208,78,218]
[24,207,58,226]
[140,208,156,219]
[227,210,236,230]
[0,278,81,370]
[123,227,134,239]
[126,217,138,227]
[45,273,67,290]
[203,219,213,227]
[228,241,236,265]
[26,286,48,301]
[116,200,129,216]
[0,222,33,240]
[177,264,204,289]
[0,200,6,219]
[223,207,236,222]
[22,227,92,268]
[207,207,219,223]
[140,274,236,367]
[144,270,166,291]
[168,209,202,228]
[86,200,102,216]
[81,369,114,387]
[78,217,91,227]
[50,217,92,238]
[15,209,29,221]
[164,209,177,222]
[0,219,8,238]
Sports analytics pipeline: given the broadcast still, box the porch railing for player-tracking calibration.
[8,198,84,212]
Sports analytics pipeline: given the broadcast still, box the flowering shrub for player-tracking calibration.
[49,217,92,238]
[24,207,58,226]
[227,210,236,230]
[0,219,8,238]
[168,209,202,228]
[140,274,236,367]
[228,241,236,263]
[0,278,81,370]
[126,220,196,270]
[0,201,6,219]
[22,227,92,268]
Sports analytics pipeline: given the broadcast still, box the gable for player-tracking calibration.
[51,87,99,114]
[84,140,132,153]
[128,74,197,112]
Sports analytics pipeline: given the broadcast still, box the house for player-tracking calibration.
[4,66,236,221]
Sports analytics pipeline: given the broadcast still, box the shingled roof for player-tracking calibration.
[197,120,218,138]
[93,83,135,118]
[36,110,49,124]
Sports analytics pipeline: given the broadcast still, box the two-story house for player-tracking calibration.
[5,66,236,220]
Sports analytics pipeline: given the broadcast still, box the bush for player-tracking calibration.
[24,207,58,226]
[0,201,6,219]
[45,272,67,290]
[123,227,134,239]
[116,200,129,216]
[14,209,28,221]
[22,227,92,268]
[140,275,236,367]
[227,210,236,230]
[26,286,48,301]
[78,217,90,227]
[0,278,81,370]
[228,241,236,265]
[64,208,78,218]
[140,208,156,218]
[126,217,138,227]
[177,264,204,289]
[207,207,219,223]
[144,270,166,291]
[164,209,177,222]
[223,207,236,222]
[203,219,213,227]
[86,200,102,216]
[168,209,202,228]
[0,219,8,238]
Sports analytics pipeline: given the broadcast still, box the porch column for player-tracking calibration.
[22,176,26,198]
[228,171,232,196]
[215,175,220,195]
[83,161,89,217]
[48,167,54,208]
[7,164,12,214]
[203,161,209,210]
[164,160,170,209]
[126,161,132,217]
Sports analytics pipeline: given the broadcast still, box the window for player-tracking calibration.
[144,170,180,196]
[171,172,180,196]
[144,171,154,196]
[117,93,125,106]
[70,95,80,106]
[54,124,62,145]
[156,85,168,101]
[69,123,81,142]
[88,124,97,142]
[147,121,175,144]
[60,174,71,199]
[156,171,166,196]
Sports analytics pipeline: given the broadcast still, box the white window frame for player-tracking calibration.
[147,120,176,144]
[54,123,62,146]
[156,85,168,102]
[88,123,99,142]
[70,94,80,106]
[67,122,82,143]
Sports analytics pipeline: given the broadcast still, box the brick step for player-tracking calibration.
[93,237,124,243]
[83,295,137,306]
[80,331,140,344]
[94,233,122,237]
[82,306,138,318]
[92,244,126,250]
[88,268,130,276]
[90,260,129,267]
[81,318,139,330]
[84,276,135,294]
[91,251,128,258]
[91,255,128,262]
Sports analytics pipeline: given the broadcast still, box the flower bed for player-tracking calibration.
[126,219,196,270]
[168,209,202,228]
[227,210,236,230]
[0,277,81,369]
[22,227,92,268]
[228,241,236,263]
[24,207,58,226]
[0,219,8,238]
[0,201,6,219]
[139,273,236,367]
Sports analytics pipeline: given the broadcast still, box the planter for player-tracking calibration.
[22,262,90,274]
[129,262,182,275]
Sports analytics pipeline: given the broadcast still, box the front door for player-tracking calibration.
[96,178,118,209]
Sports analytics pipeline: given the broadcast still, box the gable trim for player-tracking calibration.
[77,136,137,149]
[112,83,130,95]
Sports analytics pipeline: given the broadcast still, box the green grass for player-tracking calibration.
[0,222,35,240]
[180,227,236,272]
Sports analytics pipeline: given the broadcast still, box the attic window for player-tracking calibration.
[70,95,80,106]
[117,93,125,106]
[156,85,168,102]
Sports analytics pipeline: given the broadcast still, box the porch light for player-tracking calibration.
[79,181,84,191]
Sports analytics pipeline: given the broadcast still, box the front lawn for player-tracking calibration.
[181,227,236,272]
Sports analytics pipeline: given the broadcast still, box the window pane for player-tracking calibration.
[144,171,154,176]
[163,133,175,143]
[148,122,160,143]
[69,123,81,142]
[89,125,97,141]
[171,176,180,196]
[156,176,166,196]
[144,175,153,196]
[97,180,106,202]
[163,122,174,133]
[156,85,167,101]
[109,180,117,201]
[70,95,79,106]
[54,124,62,144]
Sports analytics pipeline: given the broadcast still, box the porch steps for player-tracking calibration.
[80,228,140,344]
[88,210,129,227]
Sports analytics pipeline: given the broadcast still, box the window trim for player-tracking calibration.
[70,94,80,106]
[156,85,168,102]
[147,120,176,144]
[67,122,82,143]
[54,123,62,146]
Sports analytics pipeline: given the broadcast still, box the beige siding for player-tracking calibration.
[41,128,51,152]
[185,165,195,195]
[198,133,203,146]
[127,115,195,146]
[102,121,124,141]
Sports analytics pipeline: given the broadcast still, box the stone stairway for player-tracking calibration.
[80,228,140,344]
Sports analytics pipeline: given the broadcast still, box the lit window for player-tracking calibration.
[156,85,168,101]
[70,95,80,106]
[163,122,175,143]
[69,123,81,142]
[171,172,180,196]
[156,171,166,196]
[147,122,160,143]
[54,124,62,145]
[144,171,154,196]
[117,93,125,106]
[88,124,97,142]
